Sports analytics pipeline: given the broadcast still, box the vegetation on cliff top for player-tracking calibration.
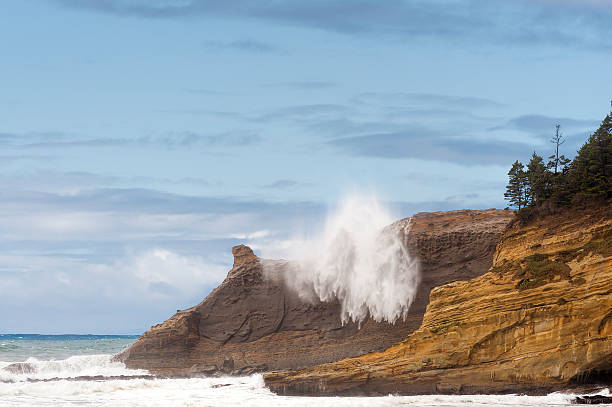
[504,104,611,213]
[491,232,611,291]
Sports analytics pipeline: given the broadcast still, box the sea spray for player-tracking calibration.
[263,194,420,325]
[0,355,148,383]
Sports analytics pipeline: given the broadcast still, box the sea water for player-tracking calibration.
[0,334,604,406]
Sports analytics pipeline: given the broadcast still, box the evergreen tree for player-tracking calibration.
[504,103,612,209]
[548,124,571,175]
[505,160,528,209]
[526,152,549,205]
[569,112,612,199]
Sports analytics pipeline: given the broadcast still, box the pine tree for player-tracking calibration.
[504,103,612,209]
[526,152,549,205]
[505,160,528,209]
[548,124,570,175]
[569,112,612,200]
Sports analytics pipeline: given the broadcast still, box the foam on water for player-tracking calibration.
[0,354,148,383]
[0,369,593,407]
[0,347,595,406]
[0,336,604,405]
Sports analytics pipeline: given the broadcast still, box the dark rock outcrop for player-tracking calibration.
[574,395,612,405]
[115,209,514,376]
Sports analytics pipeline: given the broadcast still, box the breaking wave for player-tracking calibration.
[0,354,148,383]
[264,194,420,325]
[0,372,585,407]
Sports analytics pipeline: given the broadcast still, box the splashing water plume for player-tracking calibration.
[267,194,420,325]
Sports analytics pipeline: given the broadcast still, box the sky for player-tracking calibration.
[1,0,611,334]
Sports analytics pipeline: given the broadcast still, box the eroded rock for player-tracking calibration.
[116,209,513,376]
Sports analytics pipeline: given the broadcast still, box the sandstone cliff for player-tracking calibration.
[115,209,512,376]
[264,205,612,395]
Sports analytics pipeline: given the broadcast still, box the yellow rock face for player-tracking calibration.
[264,206,612,396]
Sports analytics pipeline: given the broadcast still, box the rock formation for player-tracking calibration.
[115,209,513,376]
[264,205,612,395]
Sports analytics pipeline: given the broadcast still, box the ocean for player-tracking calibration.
[0,334,605,406]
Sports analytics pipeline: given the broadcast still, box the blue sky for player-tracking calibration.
[1,0,610,333]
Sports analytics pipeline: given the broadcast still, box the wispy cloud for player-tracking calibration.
[203,38,280,53]
[0,170,217,194]
[181,88,236,96]
[0,154,58,164]
[0,130,261,150]
[263,179,312,189]
[489,114,600,153]
[252,104,351,122]
[352,92,504,110]
[0,187,324,236]
[328,130,535,165]
[242,92,503,140]
[490,114,598,133]
[0,131,76,146]
[49,0,612,50]
[262,81,338,90]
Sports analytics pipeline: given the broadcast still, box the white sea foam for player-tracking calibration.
[0,352,601,406]
[0,354,148,383]
[262,194,420,325]
[0,370,589,407]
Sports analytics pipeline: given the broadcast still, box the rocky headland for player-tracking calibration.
[264,205,612,395]
[114,209,513,376]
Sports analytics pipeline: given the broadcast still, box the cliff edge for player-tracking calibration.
[115,209,513,376]
[264,205,612,395]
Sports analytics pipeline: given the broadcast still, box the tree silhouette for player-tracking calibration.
[569,112,612,200]
[504,103,611,211]
[548,124,570,175]
[526,152,549,205]
[505,160,528,209]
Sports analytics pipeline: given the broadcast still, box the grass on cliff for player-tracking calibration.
[493,233,610,291]
[491,260,521,276]
[557,234,612,263]
[514,254,571,290]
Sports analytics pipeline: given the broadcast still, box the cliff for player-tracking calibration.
[115,209,513,376]
[264,205,612,395]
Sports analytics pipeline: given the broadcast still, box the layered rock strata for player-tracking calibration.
[115,209,513,376]
[264,205,612,395]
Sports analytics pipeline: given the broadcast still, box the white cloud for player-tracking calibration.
[229,229,272,240]
[114,248,226,294]
[0,248,228,331]
[0,211,264,241]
